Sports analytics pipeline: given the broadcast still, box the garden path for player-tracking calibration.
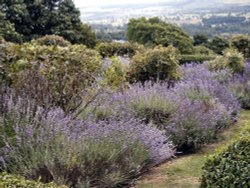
[132,111,250,188]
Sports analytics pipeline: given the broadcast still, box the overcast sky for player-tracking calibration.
[73,0,170,7]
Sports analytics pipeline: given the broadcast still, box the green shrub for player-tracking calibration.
[96,42,142,57]
[32,35,71,47]
[0,40,16,85]
[7,43,102,112]
[102,57,129,90]
[200,125,250,188]
[231,35,250,58]
[208,36,230,55]
[209,48,245,73]
[128,45,180,83]
[0,172,67,188]
[180,54,216,64]
[179,45,216,64]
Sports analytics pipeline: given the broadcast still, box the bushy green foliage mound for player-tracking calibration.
[96,42,142,57]
[180,45,216,64]
[231,35,250,58]
[0,172,67,188]
[1,43,102,112]
[126,17,194,54]
[201,125,250,188]
[32,35,71,47]
[208,36,230,55]
[128,45,180,83]
[209,48,245,73]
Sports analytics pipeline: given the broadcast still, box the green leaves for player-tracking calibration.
[126,17,194,54]
[128,45,180,83]
[201,125,250,187]
[0,0,96,47]
[0,172,67,188]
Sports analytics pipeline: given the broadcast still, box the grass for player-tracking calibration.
[133,110,250,188]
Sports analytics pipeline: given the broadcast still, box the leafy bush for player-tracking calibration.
[0,40,16,85]
[180,54,215,64]
[128,45,180,83]
[126,17,194,54]
[180,45,216,64]
[231,35,250,58]
[200,125,250,188]
[5,43,102,112]
[0,172,66,188]
[209,48,245,73]
[32,35,71,47]
[96,42,142,57]
[208,36,230,55]
[0,97,174,188]
[102,57,129,90]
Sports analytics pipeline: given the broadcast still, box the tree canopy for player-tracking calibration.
[0,0,96,47]
[126,17,194,54]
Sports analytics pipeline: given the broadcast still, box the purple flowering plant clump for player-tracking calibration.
[229,62,250,109]
[0,96,175,187]
[89,63,240,151]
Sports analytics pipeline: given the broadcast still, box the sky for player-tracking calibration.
[73,0,171,8]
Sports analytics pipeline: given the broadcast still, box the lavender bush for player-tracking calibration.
[229,62,250,109]
[0,97,174,188]
[86,63,240,152]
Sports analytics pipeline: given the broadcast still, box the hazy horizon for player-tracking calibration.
[74,0,184,8]
[74,0,250,8]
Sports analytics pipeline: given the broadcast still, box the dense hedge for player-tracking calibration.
[180,54,216,64]
[32,35,71,47]
[0,42,102,112]
[128,45,180,83]
[0,172,67,188]
[96,42,142,57]
[209,48,245,73]
[200,125,250,188]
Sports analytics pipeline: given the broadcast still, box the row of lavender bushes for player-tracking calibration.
[0,36,249,187]
[0,91,175,187]
[83,63,242,153]
[1,61,249,187]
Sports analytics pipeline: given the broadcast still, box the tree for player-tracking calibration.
[0,5,22,42]
[193,33,208,46]
[208,36,230,55]
[0,0,96,47]
[231,35,250,58]
[126,17,194,54]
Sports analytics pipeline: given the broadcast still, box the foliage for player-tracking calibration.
[0,40,16,85]
[231,35,250,58]
[200,125,250,188]
[0,0,96,47]
[96,42,142,57]
[179,45,216,64]
[2,43,102,113]
[0,96,174,188]
[0,8,23,43]
[193,33,208,46]
[32,35,71,47]
[102,57,129,90]
[208,36,230,54]
[0,172,67,188]
[126,17,194,54]
[128,45,180,83]
[209,48,245,73]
